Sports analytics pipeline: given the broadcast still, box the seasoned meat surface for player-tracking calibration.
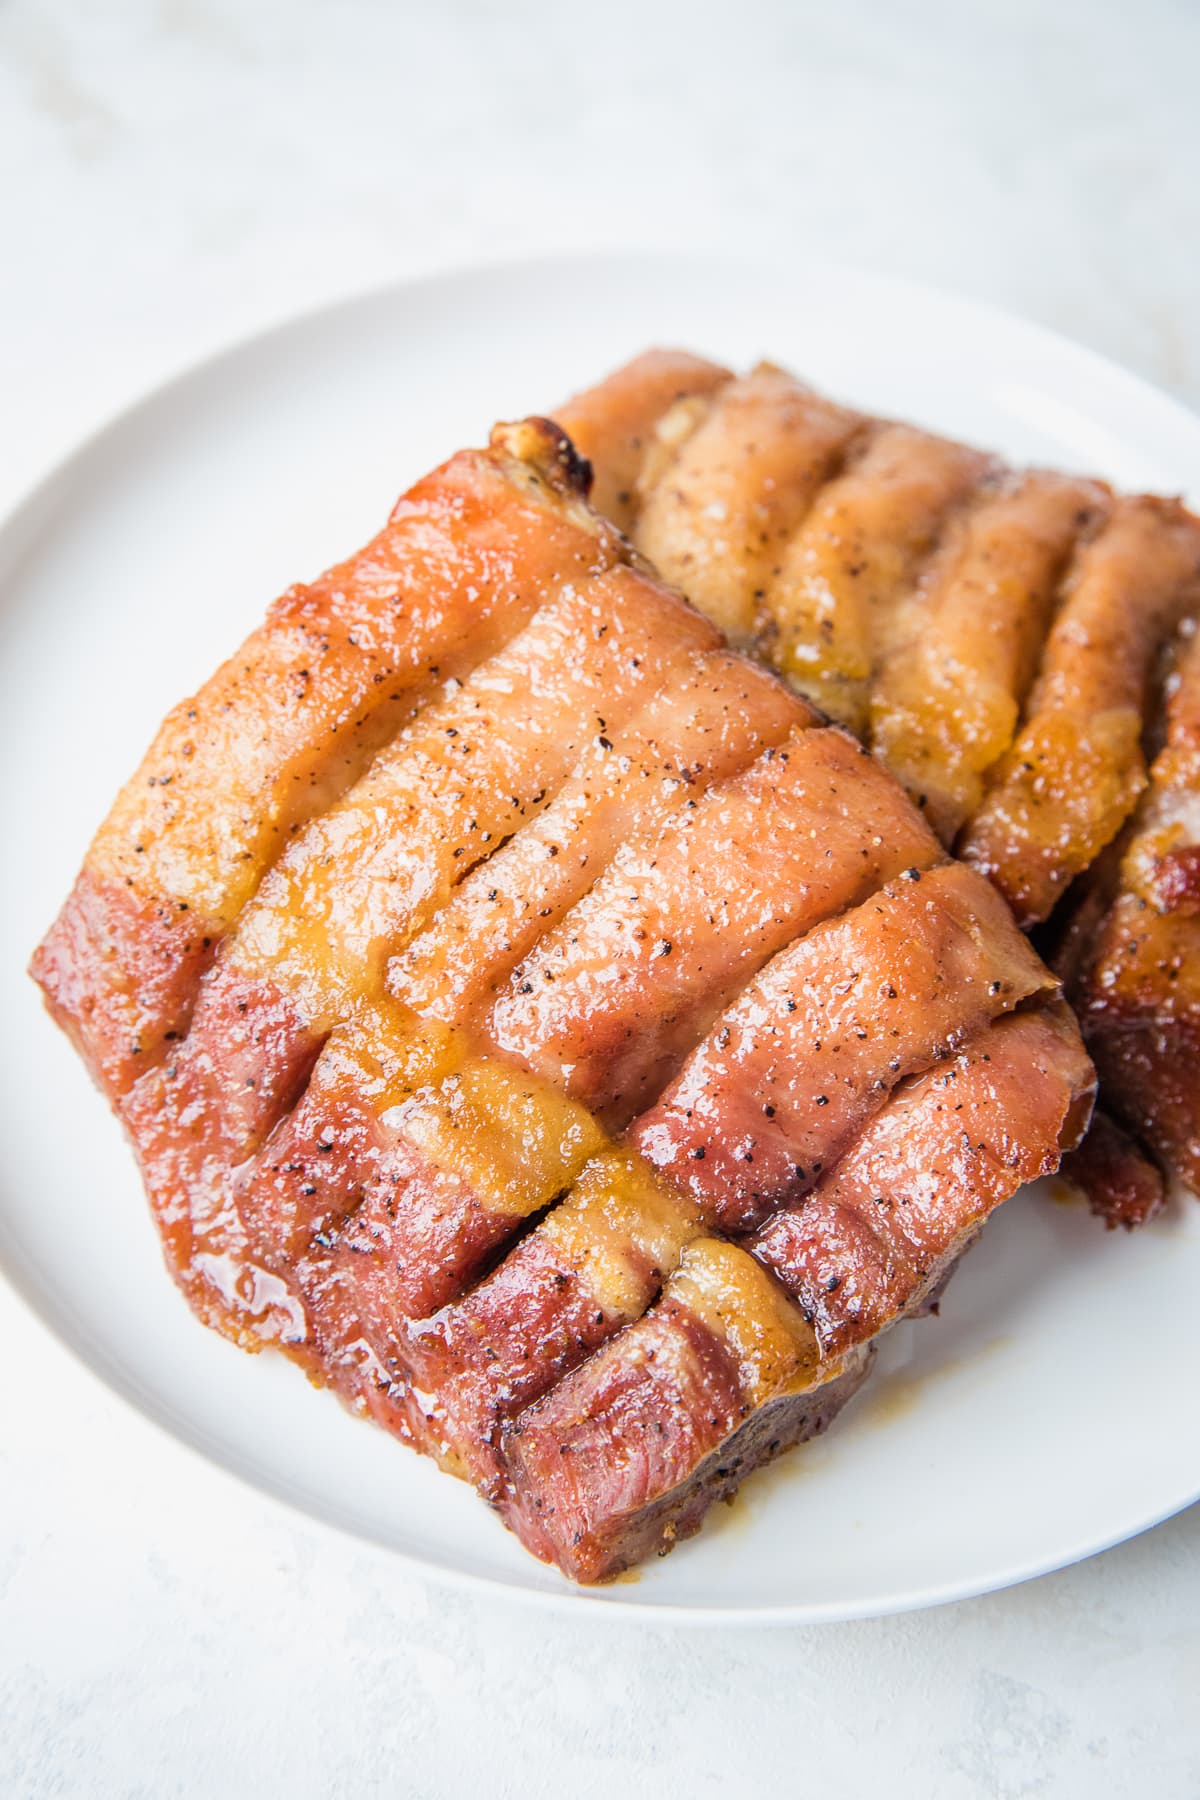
[871,471,1109,843]
[1061,622,1200,1191]
[772,423,992,731]
[962,496,1200,924]
[631,861,1054,1230]
[561,352,1200,1211]
[485,727,940,1120]
[555,348,731,531]
[34,413,1091,1581]
[634,366,862,642]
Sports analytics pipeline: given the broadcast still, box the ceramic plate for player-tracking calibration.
[2,252,1197,1622]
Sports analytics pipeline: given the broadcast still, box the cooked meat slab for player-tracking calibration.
[35,427,622,1101]
[631,862,1055,1230]
[559,353,1200,1207]
[1061,621,1200,1194]
[34,413,1091,1581]
[505,1007,1091,1582]
[962,496,1200,925]
[633,366,862,642]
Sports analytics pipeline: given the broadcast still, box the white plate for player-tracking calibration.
[2,252,1198,1624]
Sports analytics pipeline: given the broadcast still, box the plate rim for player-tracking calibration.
[3,246,1199,1624]
[5,1243,1198,1628]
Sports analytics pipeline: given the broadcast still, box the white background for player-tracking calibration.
[2,2,1198,1794]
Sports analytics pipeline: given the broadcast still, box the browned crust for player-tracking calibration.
[1057,1109,1166,1231]
[503,1348,872,1585]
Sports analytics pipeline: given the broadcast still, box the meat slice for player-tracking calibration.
[630,861,1055,1230]
[218,563,718,1031]
[34,423,625,1100]
[635,367,862,643]
[393,862,1057,1488]
[137,561,716,1144]
[961,496,1200,924]
[1064,622,1200,1190]
[305,1045,609,1358]
[870,472,1109,841]
[553,348,733,531]
[753,1005,1095,1353]
[391,650,812,1029]
[768,424,991,731]
[115,551,715,1330]
[395,1149,702,1492]
[152,1000,462,1345]
[502,1237,872,1583]
[486,725,941,1121]
[502,1004,1092,1582]
[152,990,612,1352]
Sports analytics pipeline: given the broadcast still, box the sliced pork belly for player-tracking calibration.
[1064,623,1200,1190]
[553,348,732,531]
[116,554,714,1327]
[34,423,624,1101]
[166,1001,463,1345]
[486,725,941,1121]
[635,367,862,643]
[753,1005,1095,1353]
[630,861,1055,1230]
[158,991,611,1353]
[962,496,1200,924]
[573,351,1200,1214]
[35,396,1101,1581]
[393,862,1055,1488]
[305,1046,608,1367]
[219,563,718,1029]
[871,472,1108,841]
[504,1004,1092,1582]
[391,650,811,1029]
[767,425,991,731]
[502,1237,871,1583]
[140,563,716,1133]
[395,1149,702,1491]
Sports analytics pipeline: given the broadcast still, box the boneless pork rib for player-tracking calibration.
[33,416,1093,1581]
[557,353,1200,1223]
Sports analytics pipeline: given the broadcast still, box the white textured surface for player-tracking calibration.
[1,1,1198,1793]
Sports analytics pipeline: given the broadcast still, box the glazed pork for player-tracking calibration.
[1059,621,1200,1192]
[557,352,1200,1219]
[33,416,1092,1581]
[508,1005,1089,1581]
